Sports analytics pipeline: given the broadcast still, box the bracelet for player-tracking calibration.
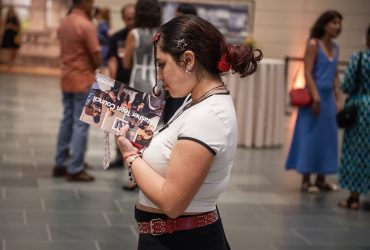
[126,154,141,183]
[126,154,141,168]
[124,152,140,161]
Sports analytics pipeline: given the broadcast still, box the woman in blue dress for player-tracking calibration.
[338,26,370,209]
[286,10,342,192]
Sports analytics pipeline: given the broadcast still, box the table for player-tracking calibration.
[223,58,285,148]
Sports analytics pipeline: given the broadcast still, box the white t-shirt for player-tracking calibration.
[139,93,237,212]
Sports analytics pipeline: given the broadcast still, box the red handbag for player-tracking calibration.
[289,88,313,107]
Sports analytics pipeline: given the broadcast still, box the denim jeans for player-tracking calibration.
[55,92,89,174]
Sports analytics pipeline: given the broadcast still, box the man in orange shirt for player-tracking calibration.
[53,0,102,181]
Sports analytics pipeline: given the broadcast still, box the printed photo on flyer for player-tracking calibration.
[80,73,166,149]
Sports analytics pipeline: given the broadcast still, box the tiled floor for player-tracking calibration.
[0,73,369,250]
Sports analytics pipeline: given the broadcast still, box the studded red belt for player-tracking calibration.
[137,210,219,235]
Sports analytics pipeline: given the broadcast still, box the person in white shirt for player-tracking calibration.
[116,15,262,250]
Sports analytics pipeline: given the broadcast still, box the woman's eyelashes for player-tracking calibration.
[156,62,165,69]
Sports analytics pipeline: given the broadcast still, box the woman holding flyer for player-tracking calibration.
[116,15,262,249]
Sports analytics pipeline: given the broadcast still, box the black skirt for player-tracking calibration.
[135,207,231,250]
[1,17,20,49]
[1,29,20,49]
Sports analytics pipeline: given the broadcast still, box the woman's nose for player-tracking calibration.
[157,73,163,81]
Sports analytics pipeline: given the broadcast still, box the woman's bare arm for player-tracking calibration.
[123,31,135,69]
[304,39,320,115]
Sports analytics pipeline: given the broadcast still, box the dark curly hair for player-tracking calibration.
[153,15,262,82]
[177,3,197,15]
[135,0,161,28]
[310,10,343,38]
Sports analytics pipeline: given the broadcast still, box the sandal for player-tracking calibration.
[316,182,339,192]
[301,183,320,193]
[338,196,360,210]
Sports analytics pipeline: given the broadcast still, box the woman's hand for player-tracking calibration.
[116,125,139,159]
[311,95,321,116]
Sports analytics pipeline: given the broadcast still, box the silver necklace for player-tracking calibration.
[183,84,227,111]
[156,84,229,133]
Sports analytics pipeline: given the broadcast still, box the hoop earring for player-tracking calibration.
[185,68,193,74]
[152,83,161,97]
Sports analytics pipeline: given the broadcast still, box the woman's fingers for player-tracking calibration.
[116,125,137,154]
[117,124,129,137]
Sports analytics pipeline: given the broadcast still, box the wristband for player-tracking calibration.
[124,152,140,161]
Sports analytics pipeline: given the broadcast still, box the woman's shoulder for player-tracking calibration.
[128,28,138,35]
[353,49,370,56]
[185,95,235,124]
[306,38,319,52]
[349,50,365,61]
[307,38,319,46]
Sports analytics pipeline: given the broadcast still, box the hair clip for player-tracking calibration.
[177,39,188,50]
[152,32,161,43]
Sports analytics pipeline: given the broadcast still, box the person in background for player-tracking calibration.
[286,10,342,192]
[123,0,161,95]
[338,25,370,210]
[107,3,135,169]
[116,14,262,249]
[175,3,197,16]
[121,0,161,190]
[1,5,21,71]
[93,7,111,67]
[53,0,102,181]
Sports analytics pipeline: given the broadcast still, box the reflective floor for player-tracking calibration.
[0,73,369,250]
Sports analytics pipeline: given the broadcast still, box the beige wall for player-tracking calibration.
[95,0,370,61]
[254,0,370,61]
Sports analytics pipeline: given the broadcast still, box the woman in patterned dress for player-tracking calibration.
[338,26,370,210]
[286,10,342,192]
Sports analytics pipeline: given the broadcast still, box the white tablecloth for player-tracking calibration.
[223,58,285,148]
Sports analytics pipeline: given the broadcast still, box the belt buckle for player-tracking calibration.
[150,218,165,235]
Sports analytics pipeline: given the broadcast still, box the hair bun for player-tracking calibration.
[227,45,263,78]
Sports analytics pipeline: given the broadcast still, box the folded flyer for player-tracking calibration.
[80,73,165,149]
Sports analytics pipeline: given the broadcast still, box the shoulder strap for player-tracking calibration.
[312,38,319,60]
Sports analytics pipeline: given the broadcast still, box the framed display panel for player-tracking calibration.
[160,0,255,44]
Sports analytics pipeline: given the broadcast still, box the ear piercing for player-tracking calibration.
[185,68,193,74]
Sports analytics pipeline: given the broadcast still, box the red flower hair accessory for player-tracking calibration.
[152,32,161,43]
[217,53,231,72]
